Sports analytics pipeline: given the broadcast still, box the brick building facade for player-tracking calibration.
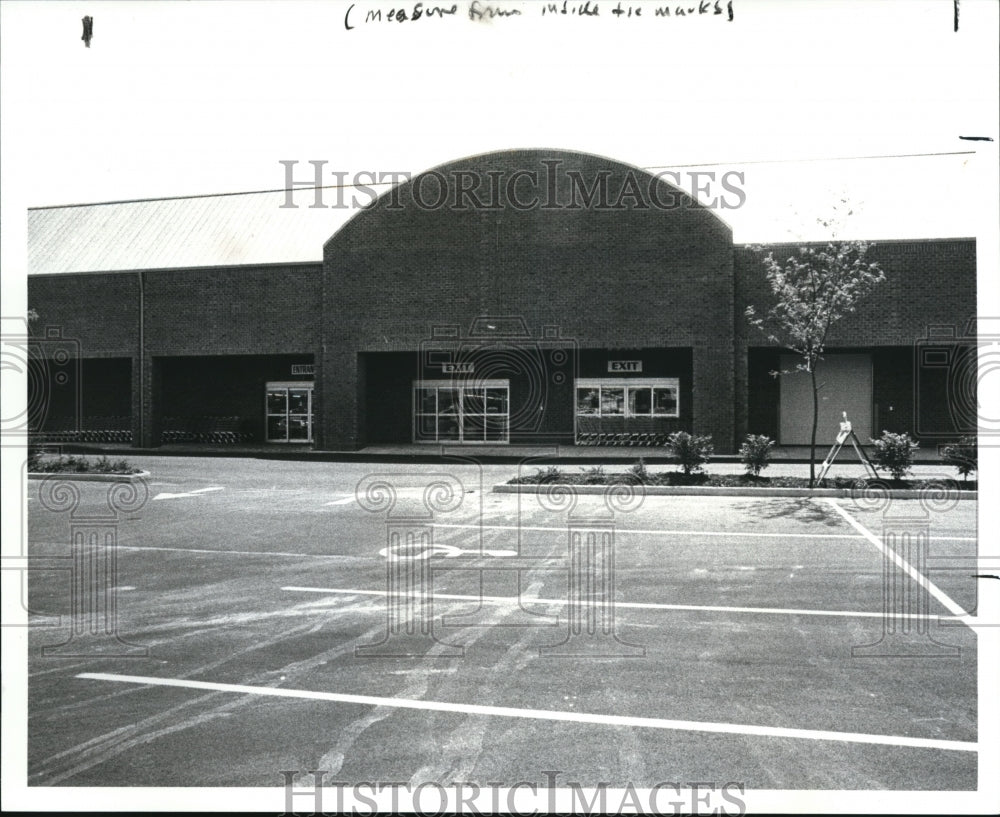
[26,150,977,452]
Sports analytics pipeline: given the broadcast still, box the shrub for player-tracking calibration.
[941,435,977,481]
[27,453,138,475]
[870,431,918,480]
[580,465,607,484]
[666,431,714,475]
[93,455,113,473]
[65,455,90,473]
[628,458,650,484]
[32,457,54,473]
[740,434,775,477]
[535,465,564,484]
[112,458,135,474]
[27,446,44,472]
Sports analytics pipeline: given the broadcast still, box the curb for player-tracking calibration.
[492,484,978,500]
[46,444,950,467]
[28,470,151,484]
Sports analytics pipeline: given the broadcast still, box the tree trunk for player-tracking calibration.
[809,364,819,487]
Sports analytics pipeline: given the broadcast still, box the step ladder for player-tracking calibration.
[816,412,880,482]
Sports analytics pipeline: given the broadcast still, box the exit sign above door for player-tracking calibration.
[608,360,642,372]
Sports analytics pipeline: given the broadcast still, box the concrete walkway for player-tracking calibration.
[44,441,965,481]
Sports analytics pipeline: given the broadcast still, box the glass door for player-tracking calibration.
[414,380,509,444]
[266,382,314,443]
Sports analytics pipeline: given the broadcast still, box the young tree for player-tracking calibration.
[745,206,885,486]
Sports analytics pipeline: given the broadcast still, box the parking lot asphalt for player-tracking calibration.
[25,457,979,791]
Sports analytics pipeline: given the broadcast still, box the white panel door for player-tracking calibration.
[779,354,872,445]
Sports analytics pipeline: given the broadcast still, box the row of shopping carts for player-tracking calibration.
[159,417,254,444]
[31,416,256,445]
[32,428,133,443]
[575,432,673,446]
[31,416,132,443]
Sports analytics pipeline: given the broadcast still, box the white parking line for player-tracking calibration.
[281,585,966,622]
[97,544,370,561]
[152,487,225,501]
[433,523,976,541]
[75,672,977,753]
[823,499,974,627]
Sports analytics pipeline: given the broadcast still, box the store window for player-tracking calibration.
[601,387,625,415]
[628,387,652,415]
[575,378,680,417]
[414,380,509,444]
[653,385,679,416]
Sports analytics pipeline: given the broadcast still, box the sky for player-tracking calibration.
[1,0,997,246]
[2,0,999,813]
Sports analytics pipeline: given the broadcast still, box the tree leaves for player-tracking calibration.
[749,239,885,368]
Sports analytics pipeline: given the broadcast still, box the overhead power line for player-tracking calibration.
[29,150,979,210]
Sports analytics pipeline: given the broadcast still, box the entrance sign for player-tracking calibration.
[290,364,314,376]
[608,360,642,372]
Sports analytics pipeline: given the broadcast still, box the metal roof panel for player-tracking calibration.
[28,190,359,274]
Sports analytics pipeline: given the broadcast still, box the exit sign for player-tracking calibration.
[442,362,474,374]
[608,360,642,372]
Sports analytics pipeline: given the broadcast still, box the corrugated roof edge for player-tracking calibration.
[27,260,324,278]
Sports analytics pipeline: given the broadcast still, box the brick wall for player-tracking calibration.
[28,273,140,357]
[30,264,323,445]
[736,239,976,444]
[28,179,976,452]
[734,239,977,348]
[322,150,736,450]
[143,264,322,355]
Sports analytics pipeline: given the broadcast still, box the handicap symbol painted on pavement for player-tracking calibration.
[378,543,517,560]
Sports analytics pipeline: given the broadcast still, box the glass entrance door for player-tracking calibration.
[413,380,509,444]
[266,382,314,443]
